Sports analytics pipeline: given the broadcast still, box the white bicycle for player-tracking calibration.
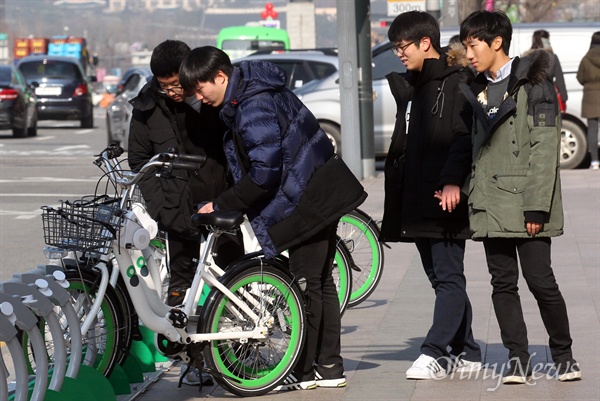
[34,149,308,397]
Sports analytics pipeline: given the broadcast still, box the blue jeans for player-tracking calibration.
[415,238,481,368]
[483,237,574,364]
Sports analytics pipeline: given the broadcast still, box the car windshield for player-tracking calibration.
[19,60,82,81]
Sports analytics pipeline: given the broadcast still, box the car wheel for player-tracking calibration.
[12,125,27,138]
[320,122,342,157]
[27,111,38,137]
[81,107,94,128]
[560,119,587,170]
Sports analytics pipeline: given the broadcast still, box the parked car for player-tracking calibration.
[0,64,38,137]
[232,49,339,90]
[17,55,95,128]
[106,67,153,151]
[295,23,598,169]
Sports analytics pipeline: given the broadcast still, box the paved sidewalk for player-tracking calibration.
[134,169,600,401]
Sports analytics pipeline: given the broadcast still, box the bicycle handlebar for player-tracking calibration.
[171,161,204,171]
[115,152,205,189]
[161,153,207,165]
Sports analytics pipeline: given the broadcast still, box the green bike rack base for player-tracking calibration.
[58,377,99,401]
[16,388,70,401]
[129,340,156,373]
[120,353,144,383]
[75,365,116,401]
[108,364,132,395]
[138,325,168,363]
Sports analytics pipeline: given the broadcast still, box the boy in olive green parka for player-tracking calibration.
[459,10,581,385]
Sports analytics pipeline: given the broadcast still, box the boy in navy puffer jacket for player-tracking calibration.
[179,46,367,391]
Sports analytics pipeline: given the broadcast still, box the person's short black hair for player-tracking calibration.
[459,10,512,55]
[387,11,441,53]
[150,40,191,78]
[179,46,233,90]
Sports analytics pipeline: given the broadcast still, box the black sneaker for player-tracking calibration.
[556,360,582,382]
[502,359,532,384]
[315,364,347,388]
[274,372,317,391]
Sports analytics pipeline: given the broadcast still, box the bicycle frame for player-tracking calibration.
[110,227,270,344]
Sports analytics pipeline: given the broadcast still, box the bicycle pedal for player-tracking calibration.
[168,308,188,328]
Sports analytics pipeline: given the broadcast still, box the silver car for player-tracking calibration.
[232,50,339,91]
[106,67,152,151]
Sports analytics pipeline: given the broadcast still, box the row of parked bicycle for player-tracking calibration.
[1,143,385,399]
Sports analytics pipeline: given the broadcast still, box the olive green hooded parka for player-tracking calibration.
[459,49,564,239]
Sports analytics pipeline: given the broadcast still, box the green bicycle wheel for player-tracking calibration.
[201,260,306,397]
[338,209,384,307]
[333,238,352,316]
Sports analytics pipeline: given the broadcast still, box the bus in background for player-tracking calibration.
[216,25,290,60]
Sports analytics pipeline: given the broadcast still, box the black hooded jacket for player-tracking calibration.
[128,79,230,237]
[380,44,474,242]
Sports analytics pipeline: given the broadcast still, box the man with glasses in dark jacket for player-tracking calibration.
[128,39,244,386]
[380,11,481,380]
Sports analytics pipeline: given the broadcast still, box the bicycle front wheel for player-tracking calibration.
[338,209,385,307]
[64,268,124,376]
[201,260,306,397]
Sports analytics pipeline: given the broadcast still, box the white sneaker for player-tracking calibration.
[452,357,482,373]
[406,354,447,380]
[591,161,600,170]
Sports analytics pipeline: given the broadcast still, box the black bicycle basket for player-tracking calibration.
[41,195,122,255]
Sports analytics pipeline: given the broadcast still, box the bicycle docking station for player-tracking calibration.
[0,266,170,401]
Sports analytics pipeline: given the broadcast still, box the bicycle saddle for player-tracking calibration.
[191,210,244,231]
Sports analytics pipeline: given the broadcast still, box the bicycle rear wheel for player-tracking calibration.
[338,209,385,307]
[201,260,306,397]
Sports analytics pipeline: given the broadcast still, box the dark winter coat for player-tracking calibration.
[459,50,564,239]
[380,44,474,242]
[577,45,600,119]
[214,61,367,258]
[128,79,230,238]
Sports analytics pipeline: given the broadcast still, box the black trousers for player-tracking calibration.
[483,237,574,364]
[288,222,342,377]
[166,229,244,306]
[415,238,481,367]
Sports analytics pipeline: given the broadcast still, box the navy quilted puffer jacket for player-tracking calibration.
[214,60,365,258]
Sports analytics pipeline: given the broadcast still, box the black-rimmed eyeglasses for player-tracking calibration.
[391,41,415,56]
[156,85,184,95]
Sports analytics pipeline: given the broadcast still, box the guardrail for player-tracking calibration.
[0,265,169,401]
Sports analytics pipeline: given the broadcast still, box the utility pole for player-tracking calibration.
[336,0,375,180]
[426,0,440,19]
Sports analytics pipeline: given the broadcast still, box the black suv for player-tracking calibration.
[18,55,94,128]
